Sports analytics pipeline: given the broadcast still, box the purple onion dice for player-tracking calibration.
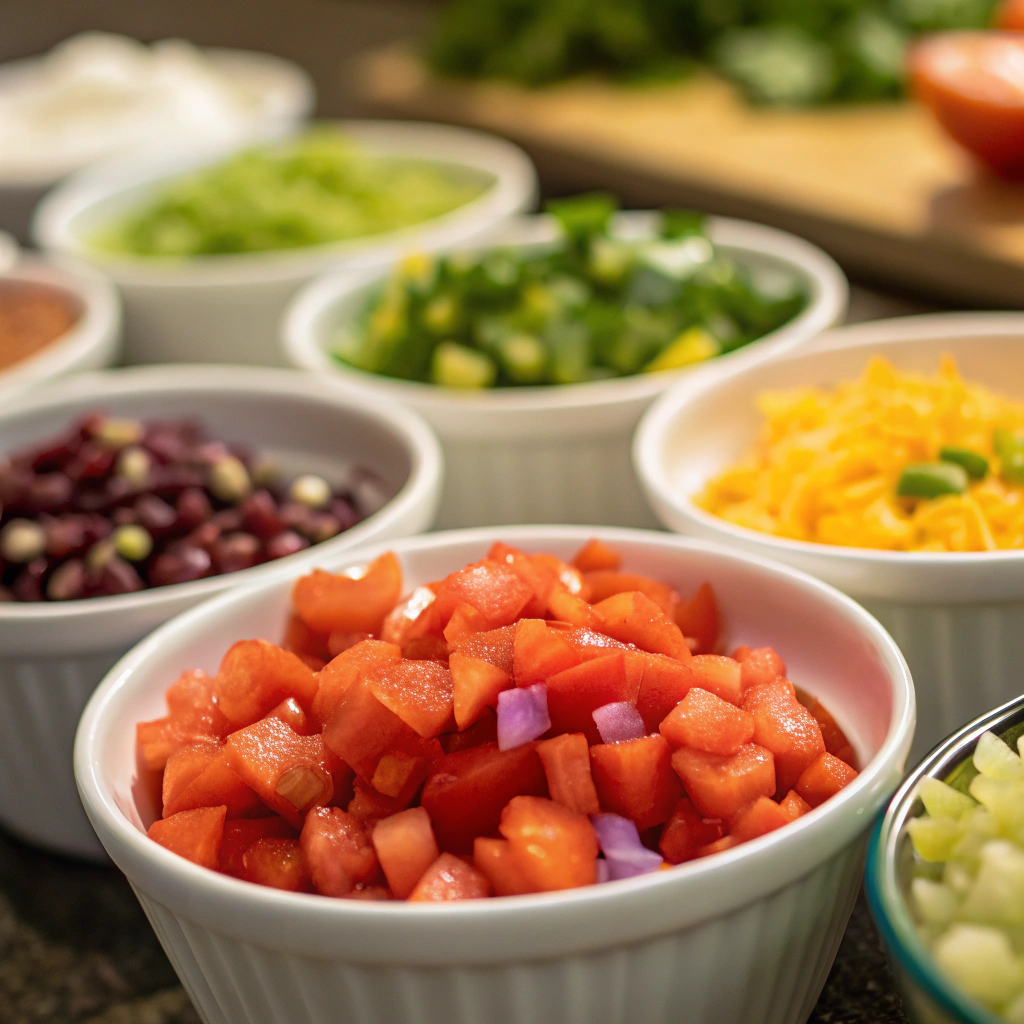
[592,701,647,744]
[497,683,551,751]
[590,813,664,880]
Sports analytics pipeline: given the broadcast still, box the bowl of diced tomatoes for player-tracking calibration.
[74,527,914,1024]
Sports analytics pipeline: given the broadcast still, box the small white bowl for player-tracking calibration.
[0,365,442,859]
[282,212,847,529]
[75,526,914,1024]
[0,246,122,400]
[0,45,314,243]
[635,312,1024,762]
[33,121,538,367]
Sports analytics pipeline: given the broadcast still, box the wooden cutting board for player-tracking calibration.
[355,45,1024,309]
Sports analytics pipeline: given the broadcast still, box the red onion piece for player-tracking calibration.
[497,683,550,751]
[592,702,647,744]
[590,813,663,880]
[596,858,611,884]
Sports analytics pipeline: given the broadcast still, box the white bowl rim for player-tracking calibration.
[0,364,442,624]
[0,44,315,187]
[32,120,538,286]
[635,311,1024,572]
[0,255,121,395]
[281,211,849,416]
[75,524,914,963]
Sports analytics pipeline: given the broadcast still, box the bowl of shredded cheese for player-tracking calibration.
[634,313,1024,760]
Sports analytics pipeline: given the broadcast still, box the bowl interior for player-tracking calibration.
[90,530,900,835]
[645,330,1024,528]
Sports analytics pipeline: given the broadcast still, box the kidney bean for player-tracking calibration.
[213,532,263,574]
[149,546,212,588]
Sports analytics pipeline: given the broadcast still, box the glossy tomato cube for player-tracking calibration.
[498,795,598,891]
[730,796,790,843]
[162,741,261,819]
[265,697,313,736]
[367,659,454,738]
[371,806,440,899]
[311,639,401,728]
[451,624,516,675]
[536,732,600,815]
[513,619,580,686]
[148,805,226,870]
[778,789,812,822]
[434,560,533,629]
[582,570,677,615]
[220,817,297,877]
[633,652,694,731]
[408,853,491,901]
[688,655,743,706]
[742,681,825,795]
[590,733,682,831]
[242,837,313,892]
[739,648,786,691]
[660,687,755,756]
[292,553,403,634]
[546,652,637,744]
[381,585,441,647]
[300,806,380,897]
[797,690,857,768]
[450,652,512,730]
[795,753,858,807]
[213,639,319,729]
[671,743,776,820]
[571,538,622,573]
[658,798,724,864]
[473,837,536,896]
[674,582,719,655]
[592,591,689,661]
[420,741,547,853]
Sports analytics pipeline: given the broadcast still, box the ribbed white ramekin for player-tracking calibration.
[75,527,914,1024]
[283,213,848,529]
[635,313,1024,763]
[0,366,442,859]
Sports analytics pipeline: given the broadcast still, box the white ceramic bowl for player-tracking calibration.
[635,312,1024,762]
[33,121,537,367]
[75,526,914,1024]
[0,46,314,243]
[0,248,121,401]
[282,212,848,529]
[0,365,442,859]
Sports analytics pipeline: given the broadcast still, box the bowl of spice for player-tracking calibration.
[0,364,442,858]
[0,235,120,399]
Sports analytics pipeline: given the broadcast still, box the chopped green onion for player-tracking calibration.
[430,342,497,389]
[897,462,969,499]
[939,446,989,480]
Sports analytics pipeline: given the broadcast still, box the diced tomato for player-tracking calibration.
[513,618,580,686]
[999,0,1024,29]
[674,582,719,655]
[731,796,790,842]
[660,687,755,756]
[402,636,450,662]
[778,789,813,823]
[292,553,403,635]
[795,753,858,808]
[434,560,534,629]
[450,652,512,730]
[473,837,536,896]
[688,655,743,706]
[312,639,401,728]
[582,571,677,615]
[742,681,825,795]
[696,835,739,858]
[323,677,421,780]
[300,806,379,897]
[795,689,858,768]
[369,741,438,803]
[571,538,622,573]
[148,805,226,870]
[326,631,372,659]
[536,732,600,815]
[322,746,355,809]
[265,697,313,736]
[242,838,313,892]
[739,648,786,691]
[213,640,319,729]
[225,718,334,827]
[546,653,636,743]
[531,553,586,600]
[283,615,331,664]
[590,734,683,831]
[671,744,776,820]
[408,853,491,901]
[486,543,555,618]
[381,586,440,646]
[564,627,632,661]
[420,741,547,852]
[441,709,499,753]
[162,742,261,819]
[136,717,209,773]
[731,645,752,663]
[547,582,599,628]
[633,652,694,731]
[452,624,516,675]
[371,806,440,899]
[220,817,297,877]
[592,592,689,661]
[442,602,492,643]
[658,798,724,864]
[498,796,598,891]
[367,659,453,738]
[348,778,408,823]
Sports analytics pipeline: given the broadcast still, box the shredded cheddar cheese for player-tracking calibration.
[697,356,1024,552]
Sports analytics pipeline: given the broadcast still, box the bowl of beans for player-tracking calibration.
[0,237,120,399]
[635,312,1024,761]
[73,526,914,1024]
[0,365,442,858]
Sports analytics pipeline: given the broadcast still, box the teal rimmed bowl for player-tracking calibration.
[867,694,1024,1024]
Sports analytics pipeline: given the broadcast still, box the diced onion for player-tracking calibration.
[590,812,663,879]
[592,701,646,744]
[497,684,551,751]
